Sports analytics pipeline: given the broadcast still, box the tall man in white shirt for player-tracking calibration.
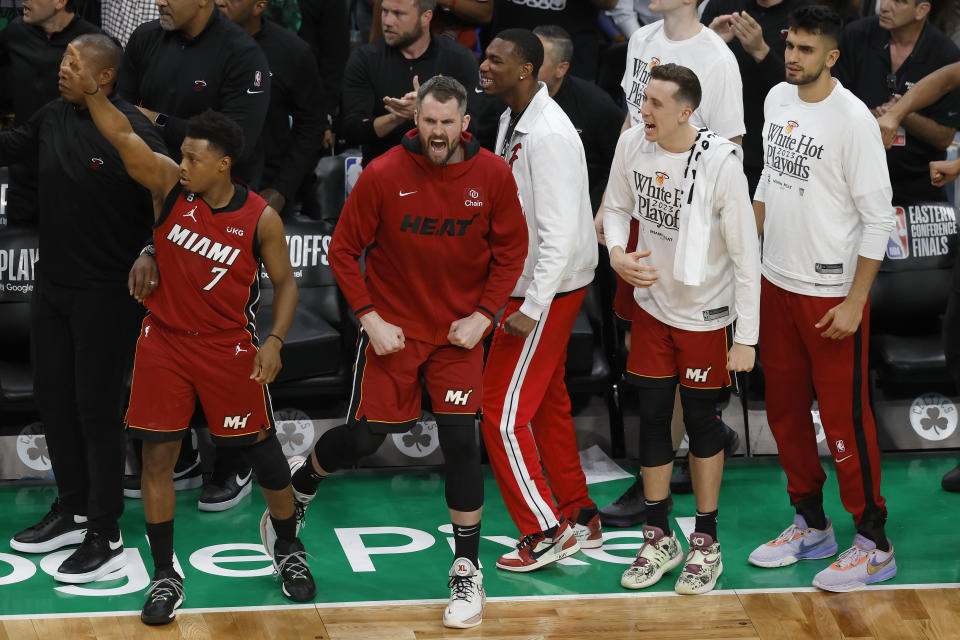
[747,5,898,592]
[605,63,760,595]
[478,28,601,573]
[598,0,747,526]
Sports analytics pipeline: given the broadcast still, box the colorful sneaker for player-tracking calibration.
[620,525,683,590]
[748,515,838,568]
[140,568,184,626]
[674,533,723,595]
[260,456,311,561]
[496,520,581,573]
[570,507,603,549]
[443,557,485,628]
[812,534,897,592]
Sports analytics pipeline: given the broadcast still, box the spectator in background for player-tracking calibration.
[0,0,100,225]
[298,0,349,142]
[489,0,619,81]
[100,0,158,46]
[834,0,960,202]
[119,0,270,187]
[371,0,492,58]
[608,0,661,38]
[341,0,480,166]
[702,0,809,193]
[119,0,271,511]
[216,0,327,216]
[534,25,621,211]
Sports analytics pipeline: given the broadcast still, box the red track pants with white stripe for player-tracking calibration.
[481,289,595,536]
[760,277,886,526]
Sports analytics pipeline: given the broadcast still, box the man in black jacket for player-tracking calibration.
[534,25,621,211]
[118,0,270,186]
[0,0,100,225]
[2,33,164,584]
[341,0,481,166]
[216,0,326,216]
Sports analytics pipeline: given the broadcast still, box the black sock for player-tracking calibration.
[146,520,174,574]
[645,498,669,532]
[453,522,481,566]
[271,514,297,543]
[291,454,325,495]
[695,510,718,541]
[857,520,890,552]
[794,497,827,530]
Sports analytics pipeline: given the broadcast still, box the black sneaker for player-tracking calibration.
[141,568,184,626]
[670,458,693,494]
[600,476,674,527]
[10,500,87,553]
[943,462,960,492]
[274,537,316,602]
[197,466,253,512]
[123,458,204,500]
[53,530,126,583]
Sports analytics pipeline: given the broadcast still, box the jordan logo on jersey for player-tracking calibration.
[183,206,198,222]
[234,343,248,356]
[166,223,242,266]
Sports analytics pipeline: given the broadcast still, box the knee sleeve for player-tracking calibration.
[636,384,676,467]
[437,418,483,512]
[313,419,386,473]
[680,386,725,459]
[241,435,290,491]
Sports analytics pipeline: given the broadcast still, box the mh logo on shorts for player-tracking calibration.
[685,366,712,383]
[444,388,474,407]
[223,411,253,430]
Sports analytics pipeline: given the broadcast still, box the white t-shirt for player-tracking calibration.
[755,80,894,297]
[620,21,745,139]
[603,125,761,345]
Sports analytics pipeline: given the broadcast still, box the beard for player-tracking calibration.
[420,133,461,166]
[385,22,423,49]
[786,61,827,86]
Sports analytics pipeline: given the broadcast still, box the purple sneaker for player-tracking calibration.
[748,514,838,568]
[812,534,897,592]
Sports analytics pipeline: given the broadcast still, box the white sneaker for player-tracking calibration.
[748,514,838,568]
[620,525,683,590]
[443,557,485,628]
[261,456,313,561]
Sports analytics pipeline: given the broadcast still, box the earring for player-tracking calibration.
[519,76,524,80]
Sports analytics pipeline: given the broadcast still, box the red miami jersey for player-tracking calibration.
[148,183,266,334]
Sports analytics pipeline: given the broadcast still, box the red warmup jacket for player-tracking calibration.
[330,130,528,345]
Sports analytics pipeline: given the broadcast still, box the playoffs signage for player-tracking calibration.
[884,201,957,271]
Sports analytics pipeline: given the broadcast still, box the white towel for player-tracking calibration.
[673,129,743,286]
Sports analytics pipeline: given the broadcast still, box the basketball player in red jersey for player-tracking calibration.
[61,45,315,626]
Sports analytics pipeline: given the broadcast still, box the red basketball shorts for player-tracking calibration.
[626,304,732,389]
[126,317,275,446]
[613,218,640,322]
[347,328,483,433]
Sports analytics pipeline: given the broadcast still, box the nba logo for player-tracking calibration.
[836,440,845,453]
[254,71,262,88]
[885,207,908,260]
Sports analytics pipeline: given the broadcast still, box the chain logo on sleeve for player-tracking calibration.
[764,120,824,181]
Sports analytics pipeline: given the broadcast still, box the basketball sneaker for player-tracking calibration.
[260,456,312,560]
[570,506,603,549]
[10,500,87,553]
[443,557,485,628]
[674,532,723,595]
[141,567,184,626]
[496,520,581,572]
[620,525,683,590]
[52,530,126,583]
[274,537,316,602]
[197,466,253,512]
[812,534,897,592]
[748,514,838,568]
